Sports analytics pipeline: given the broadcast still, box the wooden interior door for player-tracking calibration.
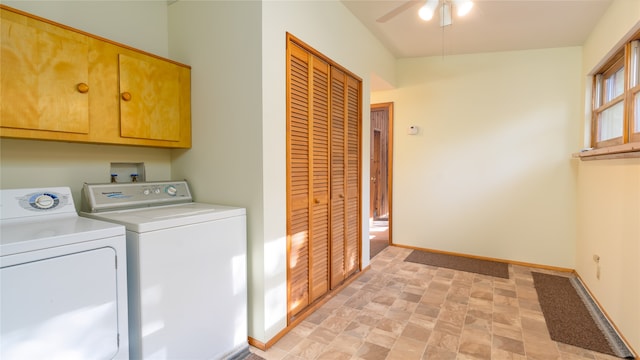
[370,130,381,218]
[370,104,391,220]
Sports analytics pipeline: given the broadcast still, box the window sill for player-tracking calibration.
[573,143,640,161]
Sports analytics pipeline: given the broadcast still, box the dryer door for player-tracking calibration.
[1,247,119,360]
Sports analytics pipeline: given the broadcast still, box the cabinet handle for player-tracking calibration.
[121,92,132,101]
[77,83,89,93]
[314,198,320,204]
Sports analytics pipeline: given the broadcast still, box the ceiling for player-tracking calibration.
[340,0,613,58]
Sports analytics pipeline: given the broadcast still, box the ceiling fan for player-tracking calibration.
[376,0,474,27]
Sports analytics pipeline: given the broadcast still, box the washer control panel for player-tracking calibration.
[82,181,193,212]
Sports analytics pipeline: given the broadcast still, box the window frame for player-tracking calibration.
[590,30,640,150]
[630,39,640,143]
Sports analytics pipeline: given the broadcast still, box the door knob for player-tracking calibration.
[76,83,89,93]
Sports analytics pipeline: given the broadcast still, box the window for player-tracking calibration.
[591,31,640,148]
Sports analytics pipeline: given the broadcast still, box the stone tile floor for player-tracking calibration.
[250,246,622,360]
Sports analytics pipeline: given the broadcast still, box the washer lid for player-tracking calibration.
[0,216,125,257]
[81,203,246,233]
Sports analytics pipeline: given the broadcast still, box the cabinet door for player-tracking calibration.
[118,54,182,142]
[1,10,89,134]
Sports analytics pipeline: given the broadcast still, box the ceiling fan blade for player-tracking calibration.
[376,0,421,23]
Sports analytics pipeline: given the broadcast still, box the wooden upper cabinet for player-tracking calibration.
[1,9,90,134]
[118,54,183,142]
[0,5,191,148]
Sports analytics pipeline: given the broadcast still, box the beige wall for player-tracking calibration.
[0,1,173,207]
[372,47,582,268]
[1,1,170,56]
[577,0,640,352]
[0,139,172,208]
[167,0,266,342]
[576,159,640,351]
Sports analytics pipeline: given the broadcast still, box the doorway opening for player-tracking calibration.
[370,102,393,259]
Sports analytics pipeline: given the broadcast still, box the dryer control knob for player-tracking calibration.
[34,194,55,209]
[166,185,178,196]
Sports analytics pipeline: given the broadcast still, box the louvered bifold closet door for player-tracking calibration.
[309,54,330,303]
[344,75,361,277]
[330,67,347,288]
[330,68,361,287]
[287,43,310,319]
[286,33,361,322]
[286,42,330,321]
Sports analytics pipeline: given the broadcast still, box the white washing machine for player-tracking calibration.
[0,187,129,360]
[80,180,248,360]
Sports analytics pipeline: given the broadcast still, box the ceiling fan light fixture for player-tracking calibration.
[455,0,474,17]
[439,2,452,27]
[418,0,438,21]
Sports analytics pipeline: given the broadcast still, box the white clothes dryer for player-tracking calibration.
[0,187,129,360]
